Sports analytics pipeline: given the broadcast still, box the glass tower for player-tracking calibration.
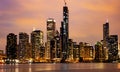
[60,4,69,61]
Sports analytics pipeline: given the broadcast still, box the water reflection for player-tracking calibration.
[117,63,120,69]
[0,63,120,72]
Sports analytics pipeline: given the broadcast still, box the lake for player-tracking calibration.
[0,63,120,72]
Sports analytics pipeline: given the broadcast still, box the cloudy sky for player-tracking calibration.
[0,0,120,51]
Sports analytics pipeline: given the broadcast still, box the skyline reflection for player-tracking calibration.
[0,63,120,72]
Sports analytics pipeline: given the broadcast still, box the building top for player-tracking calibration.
[47,18,56,22]
[64,0,67,6]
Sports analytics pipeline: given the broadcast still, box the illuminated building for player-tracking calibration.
[103,20,119,61]
[6,33,17,59]
[18,32,30,61]
[95,42,105,62]
[31,30,44,61]
[108,35,118,61]
[79,42,94,62]
[68,39,73,61]
[103,21,109,46]
[73,42,80,62]
[54,31,61,58]
[0,50,3,55]
[103,20,109,60]
[0,50,5,64]
[60,2,69,61]
[46,18,56,60]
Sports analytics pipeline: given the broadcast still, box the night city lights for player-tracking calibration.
[0,0,120,72]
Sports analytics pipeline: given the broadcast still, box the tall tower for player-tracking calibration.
[31,30,44,61]
[60,0,69,61]
[108,35,118,61]
[18,32,29,60]
[103,20,109,60]
[103,20,109,47]
[46,18,56,60]
[6,33,17,59]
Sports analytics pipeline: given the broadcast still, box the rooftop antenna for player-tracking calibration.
[64,0,67,6]
[32,27,36,31]
[106,17,109,23]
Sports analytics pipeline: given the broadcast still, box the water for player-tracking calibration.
[0,63,120,72]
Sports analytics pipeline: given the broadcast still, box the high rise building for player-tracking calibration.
[31,30,44,61]
[6,33,17,59]
[95,42,105,62]
[73,42,80,62]
[60,2,69,61]
[103,20,109,61]
[103,21,109,47]
[54,31,61,59]
[79,42,94,62]
[46,18,56,60]
[68,39,73,61]
[108,35,118,61]
[18,32,30,61]
[103,20,119,62]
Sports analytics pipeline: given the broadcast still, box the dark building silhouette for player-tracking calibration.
[103,20,119,61]
[103,20,109,48]
[68,39,74,61]
[6,33,17,59]
[73,42,80,61]
[18,32,30,61]
[54,31,61,58]
[60,3,69,61]
[103,20,109,61]
[95,42,105,62]
[108,35,118,61]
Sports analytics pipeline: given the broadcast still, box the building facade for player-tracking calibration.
[108,35,118,61]
[31,30,44,62]
[60,4,69,61]
[18,32,32,61]
[95,42,105,62]
[46,18,56,60]
[6,33,17,59]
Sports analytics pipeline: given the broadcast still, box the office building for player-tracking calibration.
[18,32,31,61]
[31,30,44,61]
[73,42,80,62]
[6,33,17,59]
[108,35,118,61]
[95,41,105,62]
[46,18,56,60]
[60,2,69,61]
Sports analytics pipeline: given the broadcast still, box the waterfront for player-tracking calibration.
[0,63,120,72]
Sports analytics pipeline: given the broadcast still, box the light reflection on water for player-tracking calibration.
[0,63,120,72]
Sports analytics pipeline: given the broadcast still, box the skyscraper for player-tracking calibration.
[6,33,17,59]
[103,20,109,61]
[50,30,61,62]
[18,32,30,61]
[60,2,69,61]
[103,21,109,47]
[103,20,119,61]
[95,41,105,62]
[46,18,56,60]
[108,35,118,61]
[31,30,44,61]
[54,30,61,58]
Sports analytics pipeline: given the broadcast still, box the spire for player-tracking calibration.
[64,0,67,6]
[106,17,109,23]
[106,18,109,23]
[32,27,36,31]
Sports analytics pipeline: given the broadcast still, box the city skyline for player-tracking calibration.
[0,0,120,51]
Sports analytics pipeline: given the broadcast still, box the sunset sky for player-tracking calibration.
[0,0,120,51]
